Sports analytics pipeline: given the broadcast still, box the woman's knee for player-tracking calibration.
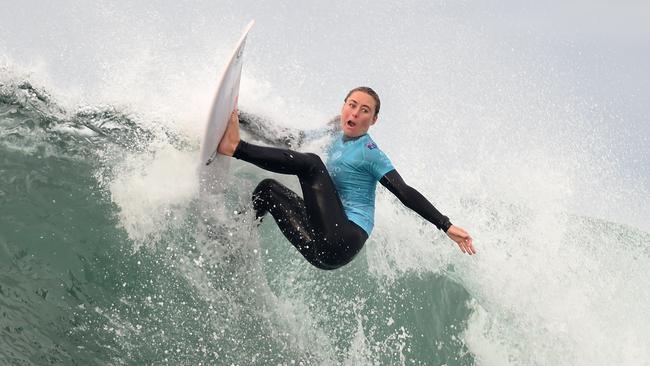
[303,153,327,175]
[304,152,324,166]
[253,178,278,195]
[252,178,280,213]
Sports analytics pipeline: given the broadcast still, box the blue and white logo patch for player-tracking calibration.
[365,142,377,150]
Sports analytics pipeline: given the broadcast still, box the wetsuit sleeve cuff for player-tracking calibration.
[441,220,452,233]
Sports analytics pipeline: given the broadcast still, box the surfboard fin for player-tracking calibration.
[206,149,218,166]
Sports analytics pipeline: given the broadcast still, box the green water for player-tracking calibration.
[3,64,650,366]
[1,80,475,365]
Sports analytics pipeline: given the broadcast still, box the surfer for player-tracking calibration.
[217,87,475,269]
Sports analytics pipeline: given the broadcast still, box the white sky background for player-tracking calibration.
[480,0,650,182]
[1,1,647,119]
[1,0,649,227]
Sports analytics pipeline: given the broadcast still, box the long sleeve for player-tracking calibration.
[239,111,339,149]
[379,169,452,232]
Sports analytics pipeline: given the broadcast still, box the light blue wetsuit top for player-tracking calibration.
[325,132,394,235]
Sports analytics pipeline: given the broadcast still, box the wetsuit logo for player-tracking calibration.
[366,142,377,150]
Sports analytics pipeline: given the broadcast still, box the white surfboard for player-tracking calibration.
[199,20,254,195]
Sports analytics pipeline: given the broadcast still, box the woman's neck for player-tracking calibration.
[342,133,366,142]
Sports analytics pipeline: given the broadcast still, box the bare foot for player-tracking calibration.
[217,109,241,156]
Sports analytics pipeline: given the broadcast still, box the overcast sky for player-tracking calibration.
[1,1,648,209]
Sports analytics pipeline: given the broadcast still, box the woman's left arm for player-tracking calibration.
[379,170,476,255]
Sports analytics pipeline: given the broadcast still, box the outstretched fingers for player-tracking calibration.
[446,226,476,256]
[461,235,476,255]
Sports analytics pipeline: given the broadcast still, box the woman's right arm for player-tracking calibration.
[239,111,339,149]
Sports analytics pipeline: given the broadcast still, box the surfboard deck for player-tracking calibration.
[199,20,254,195]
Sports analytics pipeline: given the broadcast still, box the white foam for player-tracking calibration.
[107,143,199,248]
[4,1,649,363]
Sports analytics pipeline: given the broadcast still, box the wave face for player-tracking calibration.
[2,1,649,365]
[1,78,475,365]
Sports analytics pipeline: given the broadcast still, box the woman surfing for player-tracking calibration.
[217,87,475,269]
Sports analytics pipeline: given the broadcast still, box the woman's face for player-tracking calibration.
[340,91,378,138]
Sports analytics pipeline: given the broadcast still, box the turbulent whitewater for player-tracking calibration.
[1,1,649,365]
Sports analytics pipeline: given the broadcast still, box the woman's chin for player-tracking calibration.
[342,127,355,135]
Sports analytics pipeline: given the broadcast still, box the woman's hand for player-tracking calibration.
[446,225,476,255]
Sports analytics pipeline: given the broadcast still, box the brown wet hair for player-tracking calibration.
[344,86,380,117]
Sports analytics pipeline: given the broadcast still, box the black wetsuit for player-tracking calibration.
[233,137,452,270]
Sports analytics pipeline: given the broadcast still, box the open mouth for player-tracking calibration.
[346,120,357,128]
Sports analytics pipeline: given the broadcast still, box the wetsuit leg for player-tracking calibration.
[252,178,325,265]
[233,140,368,269]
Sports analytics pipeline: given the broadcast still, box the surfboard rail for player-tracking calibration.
[199,20,254,196]
[200,20,255,167]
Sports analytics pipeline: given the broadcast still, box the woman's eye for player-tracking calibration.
[361,108,369,113]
